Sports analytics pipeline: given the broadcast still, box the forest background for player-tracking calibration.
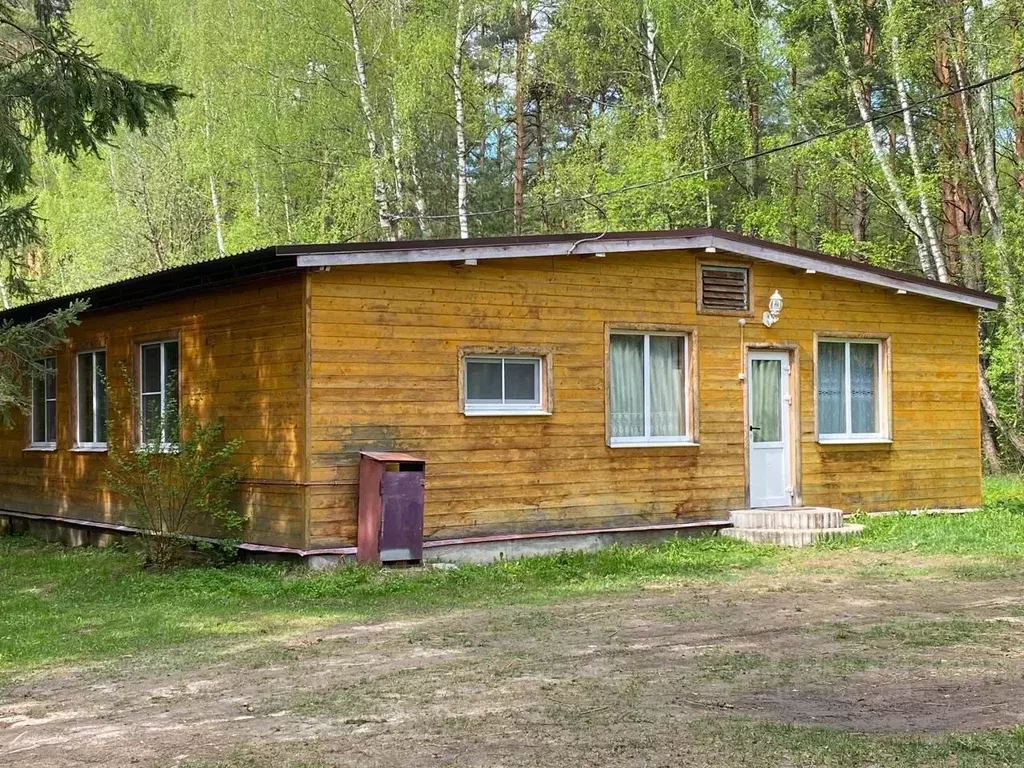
[9,0,1024,467]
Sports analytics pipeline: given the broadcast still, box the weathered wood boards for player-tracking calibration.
[0,246,983,551]
[0,274,307,548]
[306,249,982,547]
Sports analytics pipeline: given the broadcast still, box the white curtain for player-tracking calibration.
[650,336,684,436]
[850,343,877,433]
[610,335,644,438]
[750,359,781,442]
[818,341,846,434]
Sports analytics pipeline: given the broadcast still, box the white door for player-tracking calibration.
[748,350,792,508]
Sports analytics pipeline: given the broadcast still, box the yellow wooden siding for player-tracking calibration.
[0,274,307,548]
[307,250,982,547]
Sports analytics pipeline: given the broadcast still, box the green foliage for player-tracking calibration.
[104,385,246,568]
[0,299,84,423]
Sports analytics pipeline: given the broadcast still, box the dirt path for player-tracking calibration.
[3,554,1024,767]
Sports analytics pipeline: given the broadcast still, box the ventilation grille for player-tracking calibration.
[701,265,749,311]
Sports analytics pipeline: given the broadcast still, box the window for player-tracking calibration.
[699,264,750,313]
[609,332,689,446]
[140,340,179,448]
[816,338,887,441]
[76,350,108,448]
[30,357,57,448]
[464,355,545,414]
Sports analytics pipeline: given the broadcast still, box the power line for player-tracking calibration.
[393,64,1024,225]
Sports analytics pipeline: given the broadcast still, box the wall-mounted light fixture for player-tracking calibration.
[762,290,783,327]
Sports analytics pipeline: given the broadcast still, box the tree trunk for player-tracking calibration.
[345,0,397,241]
[825,0,935,279]
[453,0,470,239]
[209,175,226,258]
[389,93,407,239]
[643,0,663,136]
[512,0,528,235]
[409,154,431,237]
[885,0,947,282]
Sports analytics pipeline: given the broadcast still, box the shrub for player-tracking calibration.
[104,369,246,568]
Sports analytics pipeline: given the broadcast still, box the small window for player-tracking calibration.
[609,332,689,446]
[464,356,544,414]
[76,350,108,448]
[699,264,750,313]
[817,338,887,441]
[139,340,180,448]
[30,357,57,448]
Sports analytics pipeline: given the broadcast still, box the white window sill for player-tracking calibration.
[817,437,892,445]
[72,445,108,453]
[463,410,551,417]
[609,440,699,449]
[24,444,56,452]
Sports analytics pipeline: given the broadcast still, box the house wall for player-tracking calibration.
[307,250,982,547]
[0,274,308,548]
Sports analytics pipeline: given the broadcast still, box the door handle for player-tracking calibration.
[749,425,760,432]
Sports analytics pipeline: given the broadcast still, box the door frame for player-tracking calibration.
[743,342,801,508]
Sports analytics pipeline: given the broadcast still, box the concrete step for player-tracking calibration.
[729,506,844,531]
[722,524,864,547]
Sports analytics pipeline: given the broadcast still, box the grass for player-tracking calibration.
[691,718,1024,767]
[4,474,1024,681]
[0,533,774,679]
[820,474,1024,559]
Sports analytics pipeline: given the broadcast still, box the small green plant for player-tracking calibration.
[104,366,246,568]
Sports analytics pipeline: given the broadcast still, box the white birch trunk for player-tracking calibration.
[346,0,397,241]
[389,92,405,234]
[409,154,431,237]
[643,0,663,137]
[202,95,227,258]
[825,0,935,278]
[884,2,947,282]
[209,175,226,258]
[700,123,712,227]
[453,0,470,238]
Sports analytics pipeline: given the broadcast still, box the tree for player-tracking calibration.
[0,0,182,421]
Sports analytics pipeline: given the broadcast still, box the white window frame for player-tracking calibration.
[609,331,692,448]
[816,337,889,443]
[75,349,108,450]
[139,340,179,451]
[28,356,57,450]
[463,355,546,416]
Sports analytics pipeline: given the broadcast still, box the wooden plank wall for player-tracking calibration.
[0,274,308,548]
[307,250,982,547]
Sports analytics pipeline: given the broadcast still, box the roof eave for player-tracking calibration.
[293,232,1002,311]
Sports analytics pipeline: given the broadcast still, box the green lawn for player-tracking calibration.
[6,477,1024,767]
[2,475,1024,680]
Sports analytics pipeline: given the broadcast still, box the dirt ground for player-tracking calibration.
[3,552,1024,767]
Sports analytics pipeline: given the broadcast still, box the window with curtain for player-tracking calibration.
[140,340,180,449]
[76,350,108,448]
[817,339,884,440]
[30,357,57,448]
[609,332,688,445]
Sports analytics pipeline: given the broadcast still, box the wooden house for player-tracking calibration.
[0,230,1001,560]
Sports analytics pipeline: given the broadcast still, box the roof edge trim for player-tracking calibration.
[294,233,1001,310]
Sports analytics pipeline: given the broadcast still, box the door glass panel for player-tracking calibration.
[650,335,684,437]
[609,334,644,438]
[750,358,782,443]
[849,343,878,433]
[817,341,846,434]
